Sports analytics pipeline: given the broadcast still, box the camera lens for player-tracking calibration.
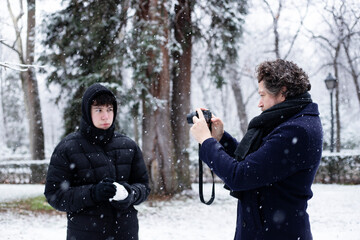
[186,110,212,124]
[186,112,197,124]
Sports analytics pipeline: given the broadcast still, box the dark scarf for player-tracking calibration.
[80,117,115,146]
[234,92,313,161]
[226,92,312,199]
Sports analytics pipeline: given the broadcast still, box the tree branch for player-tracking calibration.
[0,62,45,71]
[6,0,25,63]
[0,39,22,56]
[283,0,310,59]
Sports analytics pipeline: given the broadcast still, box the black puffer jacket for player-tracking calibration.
[44,83,150,240]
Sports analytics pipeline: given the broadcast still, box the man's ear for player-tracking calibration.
[280,86,287,100]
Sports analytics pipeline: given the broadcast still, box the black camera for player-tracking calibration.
[187,109,212,124]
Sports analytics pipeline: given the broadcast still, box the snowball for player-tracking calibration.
[109,182,128,201]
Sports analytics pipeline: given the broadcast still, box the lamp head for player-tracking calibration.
[324,73,337,90]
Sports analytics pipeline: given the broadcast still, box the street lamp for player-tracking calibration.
[324,73,337,152]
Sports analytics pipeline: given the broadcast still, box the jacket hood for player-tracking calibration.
[81,83,118,125]
[80,83,117,146]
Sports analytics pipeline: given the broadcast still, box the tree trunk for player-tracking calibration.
[171,0,193,191]
[0,71,5,145]
[229,70,248,136]
[6,0,45,159]
[131,102,140,144]
[263,0,282,59]
[139,0,177,196]
[343,40,360,108]
[335,78,341,152]
[23,0,45,160]
[333,43,341,152]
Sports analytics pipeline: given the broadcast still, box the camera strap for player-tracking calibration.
[198,144,215,205]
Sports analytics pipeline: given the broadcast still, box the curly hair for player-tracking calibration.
[256,59,311,98]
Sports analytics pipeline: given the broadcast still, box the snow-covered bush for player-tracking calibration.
[315,151,360,184]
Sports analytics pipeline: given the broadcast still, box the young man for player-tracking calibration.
[190,59,322,240]
[45,83,150,240]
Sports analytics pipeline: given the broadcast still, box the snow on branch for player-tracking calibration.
[0,62,45,72]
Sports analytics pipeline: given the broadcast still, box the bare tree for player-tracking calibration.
[228,66,251,135]
[262,0,310,60]
[2,0,45,160]
[340,9,360,107]
[307,0,360,151]
[224,0,309,136]
[0,72,26,152]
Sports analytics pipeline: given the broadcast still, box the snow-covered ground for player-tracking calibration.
[0,183,359,240]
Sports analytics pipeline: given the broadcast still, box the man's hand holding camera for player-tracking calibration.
[190,108,224,144]
[210,115,224,142]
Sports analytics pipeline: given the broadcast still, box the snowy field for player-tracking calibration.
[0,183,359,240]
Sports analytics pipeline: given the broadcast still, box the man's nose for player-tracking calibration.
[101,112,109,119]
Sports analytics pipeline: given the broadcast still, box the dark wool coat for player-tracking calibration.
[199,103,322,240]
[44,84,150,240]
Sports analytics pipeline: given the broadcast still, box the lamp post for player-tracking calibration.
[324,73,337,152]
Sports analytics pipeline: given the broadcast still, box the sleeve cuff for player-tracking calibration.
[219,131,232,145]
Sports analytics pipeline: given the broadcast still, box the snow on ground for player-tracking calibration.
[0,184,45,202]
[0,183,359,240]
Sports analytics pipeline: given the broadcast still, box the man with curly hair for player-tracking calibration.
[190,59,322,240]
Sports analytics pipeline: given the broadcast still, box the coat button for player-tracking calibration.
[242,221,246,228]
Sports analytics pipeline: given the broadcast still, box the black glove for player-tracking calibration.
[91,179,116,203]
